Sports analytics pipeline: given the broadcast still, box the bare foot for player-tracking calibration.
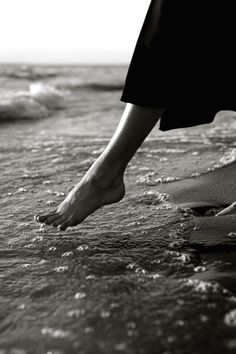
[215,202,236,216]
[35,170,125,230]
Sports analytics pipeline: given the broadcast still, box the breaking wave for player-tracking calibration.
[0,83,66,121]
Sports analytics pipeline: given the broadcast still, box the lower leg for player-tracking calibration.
[36,103,165,229]
[93,103,165,175]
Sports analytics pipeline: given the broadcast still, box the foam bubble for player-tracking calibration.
[185,279,220,293]
[41,327,70,338]
[100,311,110,318]
[224,309,236,327]
[61,251,73,258]
[54,266,68,273]
[220,148,236,166]
[74,292,86,299]
[67,309,85,318]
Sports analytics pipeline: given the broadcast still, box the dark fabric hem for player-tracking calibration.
[120,94,222,132]
[159,116,216,131]
[120,94,166,110]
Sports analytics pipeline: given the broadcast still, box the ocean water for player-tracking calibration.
[1,64,236,354]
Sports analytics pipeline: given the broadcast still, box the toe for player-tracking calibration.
[35,214,48,223]
[52,217,67,228]
[59,217,80,230]
[59,220,71,231]
[35,211,57,223]
[45,214,60,225]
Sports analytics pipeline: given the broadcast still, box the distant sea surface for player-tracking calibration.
[0,64,127,121]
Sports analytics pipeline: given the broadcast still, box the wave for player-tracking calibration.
[0,83,66,121]
[58,82,124,92]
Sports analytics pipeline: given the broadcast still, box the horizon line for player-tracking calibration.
[0,61,129,66]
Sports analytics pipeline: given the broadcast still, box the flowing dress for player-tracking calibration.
[121,0,236,130]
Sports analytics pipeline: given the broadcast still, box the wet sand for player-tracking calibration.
[158,161,236,247]
[1,65,236,354]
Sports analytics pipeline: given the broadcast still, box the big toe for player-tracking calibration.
[34,211,57,223]
[35,214,48,223]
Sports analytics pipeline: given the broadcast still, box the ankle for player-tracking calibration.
[84,161,124,189]
[92,154,124,177]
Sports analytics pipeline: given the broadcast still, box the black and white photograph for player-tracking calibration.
[1,1,236,353]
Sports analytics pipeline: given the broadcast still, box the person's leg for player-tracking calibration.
[35,103,165,230]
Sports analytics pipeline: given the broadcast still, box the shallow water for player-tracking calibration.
[1,64,236,354]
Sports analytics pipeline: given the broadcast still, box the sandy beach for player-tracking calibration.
[1,64,236,354]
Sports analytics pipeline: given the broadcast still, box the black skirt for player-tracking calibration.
[120,0,236,131]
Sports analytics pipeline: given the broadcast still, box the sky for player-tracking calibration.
[0,0,151,64]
